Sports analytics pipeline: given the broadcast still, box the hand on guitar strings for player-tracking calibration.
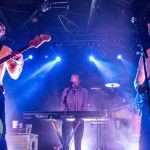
[10,52,24,65]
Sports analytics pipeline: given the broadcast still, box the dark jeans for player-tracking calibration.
[139,104,150,150]
[62,119,84,150]
[0,92,7,150]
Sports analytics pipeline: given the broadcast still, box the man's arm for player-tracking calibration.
[61,88,69,111]
[3,46,24,80]
[134,54,148,94]
[82,88,88,111]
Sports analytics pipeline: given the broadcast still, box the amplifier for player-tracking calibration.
[6,133,38,150]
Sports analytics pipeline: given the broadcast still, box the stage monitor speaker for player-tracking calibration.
[6,133,38,150]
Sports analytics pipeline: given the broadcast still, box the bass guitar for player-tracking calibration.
[0,34,51,64]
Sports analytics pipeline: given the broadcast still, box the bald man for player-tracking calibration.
[61,74,88,150]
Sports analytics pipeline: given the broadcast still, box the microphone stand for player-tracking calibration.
[132,17,150,115]
[62,88,70,150]
[63,88,70,111]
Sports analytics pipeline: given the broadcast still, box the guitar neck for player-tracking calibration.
[0,45,30,64]
[0,34,51,64]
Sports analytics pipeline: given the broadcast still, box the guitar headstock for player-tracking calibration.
[29,34,51,48]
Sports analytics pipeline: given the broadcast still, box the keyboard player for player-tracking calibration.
[61,74,88,150]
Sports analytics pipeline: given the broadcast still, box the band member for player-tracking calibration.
[0,22,24,150]
[61,74,88,150]
[134,19,150,150]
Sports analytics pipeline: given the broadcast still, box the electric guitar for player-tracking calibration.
[135,84,149,110]
[0,34,51,138]
[0,34,51,64]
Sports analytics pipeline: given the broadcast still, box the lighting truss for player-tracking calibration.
[41,0,69,15]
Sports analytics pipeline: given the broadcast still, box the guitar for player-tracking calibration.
[0,34,51,64]
[135,84,150,110]
[0,34,51,138]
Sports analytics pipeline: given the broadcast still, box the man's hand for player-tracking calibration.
[11,52,24,65]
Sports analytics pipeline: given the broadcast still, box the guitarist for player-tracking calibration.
[134,18,150,150]
[0,22,24,150]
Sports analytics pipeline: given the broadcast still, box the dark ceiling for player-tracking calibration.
[0,0,137,49]
[0,0,134,34]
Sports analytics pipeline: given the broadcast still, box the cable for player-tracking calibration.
[58,15,71,33]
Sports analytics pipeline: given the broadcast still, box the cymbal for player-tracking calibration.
[105,83,120,88]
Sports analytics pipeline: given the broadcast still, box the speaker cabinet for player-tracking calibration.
[6,133,38,150]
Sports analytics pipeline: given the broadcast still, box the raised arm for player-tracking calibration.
[134,56,145,90]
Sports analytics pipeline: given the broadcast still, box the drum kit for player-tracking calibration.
[90,82,140,150]
[90,82,122,108]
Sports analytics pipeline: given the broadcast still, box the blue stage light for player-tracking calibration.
[55,56,61,62]
[89,55,95,62]
[28,55,33,60]
[117,54,122,60]
[45,55,48,59]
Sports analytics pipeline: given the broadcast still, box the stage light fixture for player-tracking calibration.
[55,56,61,62]
[28,55,33,60]
[41,0,69,15]
[45,55,48,59]
[117,54,122,60]
[89,55,95,62]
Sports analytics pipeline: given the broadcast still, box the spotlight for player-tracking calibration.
[28,55,33,60]
[117,54,122,60]
[55,56,61,62]
[89,55,95,62]
[45,55,48,59]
